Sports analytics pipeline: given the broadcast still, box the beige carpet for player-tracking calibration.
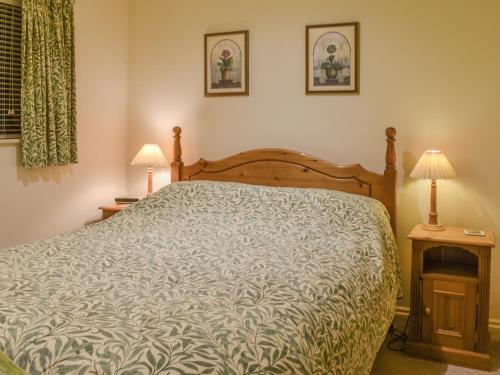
[372,340,500,374]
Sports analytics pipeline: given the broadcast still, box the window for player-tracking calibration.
[0,0,21,139]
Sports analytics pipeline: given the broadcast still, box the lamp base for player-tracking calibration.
[422,223,446,231]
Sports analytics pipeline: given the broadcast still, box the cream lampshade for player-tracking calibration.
[131,144,168,195]
[410,150,457,231]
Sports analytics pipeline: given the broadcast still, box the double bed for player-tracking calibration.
[0,128,401,375]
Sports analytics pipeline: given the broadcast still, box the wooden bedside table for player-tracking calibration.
[98,204,127,220]
[406,224,495,370]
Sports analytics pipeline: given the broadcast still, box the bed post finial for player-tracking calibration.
[171,127,183,182]
[384,127,397,235]
[385,127,396,170]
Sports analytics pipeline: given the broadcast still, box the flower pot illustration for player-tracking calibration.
[325,67,338,79]
[321,44,341,82]
[218,49,234,83]
[221,70,231,81]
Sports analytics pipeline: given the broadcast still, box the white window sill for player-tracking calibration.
[0,139,20,145]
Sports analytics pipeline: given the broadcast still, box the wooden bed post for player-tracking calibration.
[171,127,183,182]
[384,127,397,235]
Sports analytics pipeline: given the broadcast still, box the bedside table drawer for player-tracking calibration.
[422,277,477,351]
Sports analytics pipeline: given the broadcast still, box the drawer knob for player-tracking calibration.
[424,307,431,316]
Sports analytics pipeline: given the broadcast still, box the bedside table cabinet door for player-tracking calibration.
[422,278,477,351]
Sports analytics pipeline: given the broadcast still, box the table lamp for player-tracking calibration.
[410,150,457,231]
[131,144,168,195]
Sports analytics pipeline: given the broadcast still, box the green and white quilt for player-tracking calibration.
[0,181,401,374]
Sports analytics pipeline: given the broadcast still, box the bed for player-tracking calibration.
[0,128,401,375]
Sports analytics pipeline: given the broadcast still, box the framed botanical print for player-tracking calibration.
[204,30,249,96]
[306,23,359,94]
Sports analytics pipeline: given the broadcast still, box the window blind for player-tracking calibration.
[0,0,21,139]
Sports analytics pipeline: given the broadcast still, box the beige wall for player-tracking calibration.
[0,0,129,248]
[128,0,500,319]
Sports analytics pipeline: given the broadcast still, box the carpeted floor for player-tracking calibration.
[372,339,500,374]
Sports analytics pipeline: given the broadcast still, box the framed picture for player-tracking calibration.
[306,23,359,94]
[204,30,249,96]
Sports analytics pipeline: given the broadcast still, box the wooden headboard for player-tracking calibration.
[170,127,397,234]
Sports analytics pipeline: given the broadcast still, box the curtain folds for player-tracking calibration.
[21,0,77,168]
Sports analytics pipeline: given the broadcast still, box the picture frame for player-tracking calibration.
[306,23,359,94]
[204,30,249,96]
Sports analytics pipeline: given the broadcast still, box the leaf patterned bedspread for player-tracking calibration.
[0,181,401,375]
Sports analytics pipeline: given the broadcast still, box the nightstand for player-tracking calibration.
[406,224,495,370]
[98,204,127,220]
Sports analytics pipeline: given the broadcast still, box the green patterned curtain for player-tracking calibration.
[21,0,77,168]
